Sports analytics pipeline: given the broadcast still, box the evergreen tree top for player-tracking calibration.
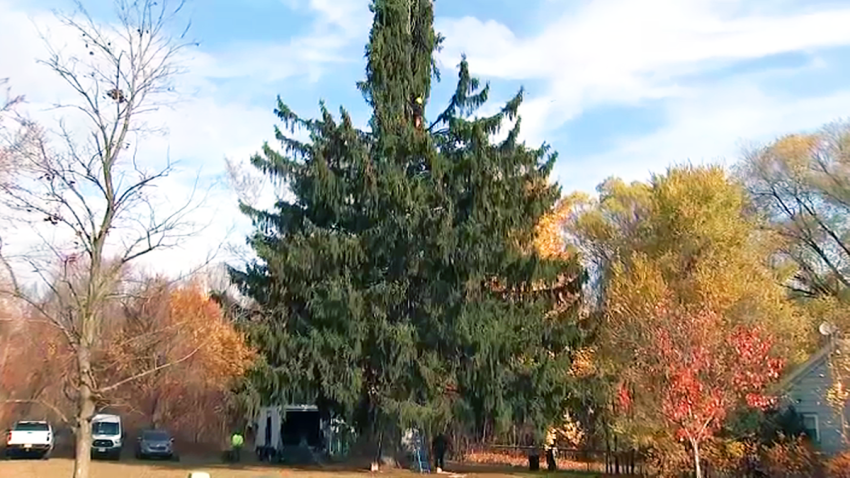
[359,0,443,138]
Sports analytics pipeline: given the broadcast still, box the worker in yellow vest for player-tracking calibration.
[230,431,244,462]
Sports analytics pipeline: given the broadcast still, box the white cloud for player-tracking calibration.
[192,0,370,83]
[436,0,850,145]
[7,0,846,287]
[0,0,366,285]
[306,0,371,37]
[557,83,850,192]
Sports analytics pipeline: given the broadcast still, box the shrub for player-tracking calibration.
[702,438,750,476]
[826,451,850,478]
[760,436,821,478]
[723,405,808,445]
[642,439,691,478]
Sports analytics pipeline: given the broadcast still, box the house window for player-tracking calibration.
[802,413,820,442]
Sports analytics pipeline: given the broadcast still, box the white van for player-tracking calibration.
[91,414,123,460]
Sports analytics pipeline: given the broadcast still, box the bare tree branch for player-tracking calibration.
[738,124,850,298]
[96,345,201,394]
[2,399,70,427]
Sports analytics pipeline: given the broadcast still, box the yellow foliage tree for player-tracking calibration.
[564,165,813,459]
[570,165,812,362]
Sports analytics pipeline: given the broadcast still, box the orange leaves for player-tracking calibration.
[826,450,850,478]
[168,283,219,327]
[99,279,255,442]
[0,274,255,443]
[166,282,256,386]
[0,304,70,427]
[534,198,572,258]
[568,347,596,378]
[136,281,258,391]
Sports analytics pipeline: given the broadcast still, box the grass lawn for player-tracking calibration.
[0,457,606,478]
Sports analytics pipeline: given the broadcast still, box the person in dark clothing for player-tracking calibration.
[545,447,557,471]
[432,433,448,472]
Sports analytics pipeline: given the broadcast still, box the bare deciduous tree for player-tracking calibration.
[224,157,267,209]
[0,2,206,477]
[738,122,850,299]
[0,79,29,182]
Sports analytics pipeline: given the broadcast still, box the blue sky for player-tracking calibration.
[2,0,850,277]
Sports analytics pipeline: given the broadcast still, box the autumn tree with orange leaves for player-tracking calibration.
[533,197,572,259]
[0,271,255,447]
[105,279,254,444]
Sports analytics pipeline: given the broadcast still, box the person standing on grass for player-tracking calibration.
[231,430,244,462]
[432,433,448,473]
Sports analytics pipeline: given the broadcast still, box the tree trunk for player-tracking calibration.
[614,433,620,475]
[73,348,96,478]
[690,438,702,478]
[604,422,611,474]
[151,391,162,429]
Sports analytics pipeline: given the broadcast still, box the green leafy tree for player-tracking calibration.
[232,0,584,454]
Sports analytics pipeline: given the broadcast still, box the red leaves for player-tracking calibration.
[729,327,784,409]
[624,299,785,446]
[616,381,633,411]
[662,367,725,442]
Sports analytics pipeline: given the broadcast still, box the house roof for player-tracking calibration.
[774,339,847,393]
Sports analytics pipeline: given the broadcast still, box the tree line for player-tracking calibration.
[2,0,849,477]
[0,271,255,439]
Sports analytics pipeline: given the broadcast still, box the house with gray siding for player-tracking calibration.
[776,339,849,456]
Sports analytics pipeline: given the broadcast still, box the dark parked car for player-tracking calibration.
[134,429,178,461]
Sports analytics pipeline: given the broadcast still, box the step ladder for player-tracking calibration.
[412,431,431,474]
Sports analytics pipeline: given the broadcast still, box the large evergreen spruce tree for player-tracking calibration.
[232,0,584,449]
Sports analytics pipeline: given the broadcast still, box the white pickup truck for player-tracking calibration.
[4,420,53,459]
